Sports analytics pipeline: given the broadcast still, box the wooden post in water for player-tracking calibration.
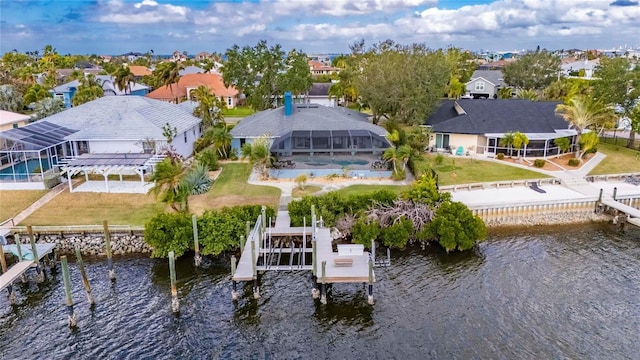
[28,226,44,282]
[192,215,201,267]
[74,246,95,306]
[0,242,16,304]
[251,241,259,299]
[320,260,327,304]
[103,220,116,281]
[231,255,238,300]
[168,251,179,313]
[311,239,319,298]
[596,189,603,213]
[60,256,77,327]
[367,259,374,305]
[15,235,27,283]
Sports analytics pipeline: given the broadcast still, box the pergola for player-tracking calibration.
[0,121,76,183]
[63,153,161,192]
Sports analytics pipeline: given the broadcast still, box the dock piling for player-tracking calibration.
[613,187,618,200]
[240,235,245,252]
[311,239,319,298]
[14,236,27,283]
[251,241,260,299]
[28,226,44,282]
[367,259,374,305]
[0,242,16,304]
[60,256,77,327]
[231,255,238,300]
[168,251,179,313]
[103,220,116,281]
[192,215,201,267]
[74,246,95,306]
[320,260,327,305]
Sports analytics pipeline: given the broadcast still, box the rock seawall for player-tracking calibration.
[483,212,611,227]
[34,233,151,256]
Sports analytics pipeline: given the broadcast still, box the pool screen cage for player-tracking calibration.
[270,129,390,156]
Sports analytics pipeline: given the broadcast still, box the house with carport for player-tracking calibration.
[425,99,577,158]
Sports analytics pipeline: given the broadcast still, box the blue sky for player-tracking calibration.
[1,0,639,55]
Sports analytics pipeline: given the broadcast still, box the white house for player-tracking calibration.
[465,70,504,99]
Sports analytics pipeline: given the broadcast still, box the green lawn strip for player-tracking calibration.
[421,155,550,186]
[292,185,322,198]
[333,184,410,197]
[0,190,48,223]
[589,142,640,175]
[223,106,256,117]
[21,192,163,226]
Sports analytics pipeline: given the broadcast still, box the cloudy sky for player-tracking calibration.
[1,0,639,55]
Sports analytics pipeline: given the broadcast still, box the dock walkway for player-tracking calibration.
[602,199,640,227]
[1,243,56,291]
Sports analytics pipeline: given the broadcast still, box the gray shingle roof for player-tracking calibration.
[468,70,504,86]
[426,99,570,135]
[231,104,384,138]
[41,96,201,141]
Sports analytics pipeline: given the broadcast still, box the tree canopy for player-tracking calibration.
[503,51,561,89]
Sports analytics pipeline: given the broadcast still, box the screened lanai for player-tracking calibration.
[270,129,391,156]
[0,121,76,184]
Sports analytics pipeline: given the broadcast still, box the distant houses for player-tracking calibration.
[51,75,151,108]
[146,73,238,107]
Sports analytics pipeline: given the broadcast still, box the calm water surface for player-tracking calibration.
[1,223,639,359]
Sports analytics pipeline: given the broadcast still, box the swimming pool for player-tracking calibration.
[0,158,52,181]
[269,168,392,179]
[296,157,370,166]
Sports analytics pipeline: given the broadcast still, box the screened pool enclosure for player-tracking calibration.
[270,129,391,157]
[0,121,76,185]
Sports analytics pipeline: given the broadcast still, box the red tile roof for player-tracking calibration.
[146,73,238,101]
[129,65,152,76]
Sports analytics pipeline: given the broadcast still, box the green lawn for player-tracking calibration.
[22,191,163,226]
[589,141,640,175]
[420,155,550,186]
[333,184,410,197]
[292,185,322,198]
[0,190,48,223]
[223,106,256,117]
[189,162,281,214]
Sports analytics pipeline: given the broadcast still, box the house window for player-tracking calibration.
[475,81,485,91]
[435,134,450,149]
[13,123,18,128]
[184,132,187,143]
[227,97,232,106]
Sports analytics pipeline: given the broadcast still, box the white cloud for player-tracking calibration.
[98,0,189,24]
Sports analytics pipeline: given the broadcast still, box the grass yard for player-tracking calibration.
[223,106,256,117]
[589,141,640,175]
[189,162,281,214]
[22,191,163,226]
[292,185,322,198]
[420,154,550,186]
[0,190,48,223]
[333,184,410,197]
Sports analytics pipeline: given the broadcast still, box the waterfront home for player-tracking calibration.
[145,73,238,108]
[425,99,577,158]
[231,92,391,161]
[0,96,201,189]
[52,75,151,108]
[465,70,505,99]
[308,60,339,76]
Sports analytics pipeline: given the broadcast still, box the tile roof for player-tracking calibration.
[145,73,238,101]
[231,104,381,138]
[128,65,152,76]
[40,96,200,141]
[426,99,570,135]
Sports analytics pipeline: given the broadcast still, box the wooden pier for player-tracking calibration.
[1,243,56,291]
[232,209,377,304]
[601,199,640,228]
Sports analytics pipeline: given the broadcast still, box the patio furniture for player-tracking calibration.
[455,146,465,156]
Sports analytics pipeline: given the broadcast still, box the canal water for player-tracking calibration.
[1,223,639,359]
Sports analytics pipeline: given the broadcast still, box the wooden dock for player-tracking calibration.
[602,199,640,227]
[231,209,376,303]
[1,243,56,291]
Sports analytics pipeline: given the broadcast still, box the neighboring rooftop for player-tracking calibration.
[146,73,237,102]
[0,110,31,127]
[468,70,504,86]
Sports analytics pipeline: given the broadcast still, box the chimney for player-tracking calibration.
[284,91,293,116]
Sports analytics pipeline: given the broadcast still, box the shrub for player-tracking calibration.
[32,166,42,174]
[295,174,307,190]
[568,158,580,166]
[181,163,213,195]
[435,153,444,165]
[496,153,505,160]
[534,159,546,168]
[196,148,219,171]
[425,201,487,252]
[390,169,406,181]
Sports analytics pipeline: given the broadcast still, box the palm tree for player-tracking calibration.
[447,76,466,99]
[23,84,52,106]
[516,89,539,101]
[210,126,232,159]
[33,98,63,120]
[499,131,515,157]
[191,85,216,128]
[397,144,412,171]
[72,74,103,106]
[555,95,616,160]
[148,157,187,212]
[240,136,274,179]
[498,87,513,99]
[512,131,529,159]
[113,66,135,94]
